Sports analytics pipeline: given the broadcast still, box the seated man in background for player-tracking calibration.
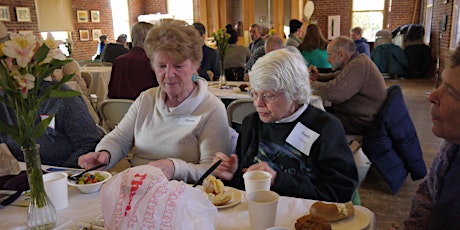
[214,48,358,202]
[246,35,285,72]
[285,19,303,47]
[193,22,220,81]
[101,34,129,63]
[93,34,108,60]
[350,27,370,57]
[310,36,387,135]
[245,35,285,81]
[0,81,103,168]
[249,24,265,53]
[108,22,158,100]
[224,29,252,81]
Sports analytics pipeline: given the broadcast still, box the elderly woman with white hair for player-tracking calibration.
[214,48,358,202]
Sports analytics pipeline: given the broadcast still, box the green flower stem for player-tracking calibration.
[23,144,46,208]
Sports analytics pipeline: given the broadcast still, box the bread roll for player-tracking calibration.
[309,201,354,222]
[202,175,224,195]
[202,175,233,206]
[295,214,331,230]
[208,193,233,206]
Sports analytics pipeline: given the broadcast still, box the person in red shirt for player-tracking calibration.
[108,22,158,100]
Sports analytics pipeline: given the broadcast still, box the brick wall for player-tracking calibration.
[0,0,452,69]
[71,0,113,60]
[130,0,167,24]
[2,0,38,33]
[1,0,114,60]
[1,0,167,60]
[310,0,420,39]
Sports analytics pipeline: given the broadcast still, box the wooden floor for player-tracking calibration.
[109,76,442,229]
[359,76,443,229]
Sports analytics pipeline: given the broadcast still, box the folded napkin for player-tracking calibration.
[101,165,217,230]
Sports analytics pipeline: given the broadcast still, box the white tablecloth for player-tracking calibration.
[0,186,375,230]
[0,163,376,230]
[80,66,112,107]
[208,81,252,100]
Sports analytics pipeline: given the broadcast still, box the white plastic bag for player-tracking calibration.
[101,165,217,230]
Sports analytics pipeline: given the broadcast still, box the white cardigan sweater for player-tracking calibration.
[96,78,231,182]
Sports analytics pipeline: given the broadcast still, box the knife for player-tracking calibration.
[192,160,222,187]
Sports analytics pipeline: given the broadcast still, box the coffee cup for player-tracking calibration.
[43,172,68,210]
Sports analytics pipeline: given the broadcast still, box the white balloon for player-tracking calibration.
[304,1,315,19]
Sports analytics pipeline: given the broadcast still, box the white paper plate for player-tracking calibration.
[330,208,370,230]
[215,186,243,209]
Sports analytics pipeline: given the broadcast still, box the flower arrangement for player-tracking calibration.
[0,32,79,149]
[212,28,230,78]
[0,32,80,228]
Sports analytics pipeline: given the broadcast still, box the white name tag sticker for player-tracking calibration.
[286,122,319,156]
[39,115,55,129]
[178,116,202,125]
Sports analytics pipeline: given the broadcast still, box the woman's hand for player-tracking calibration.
[78,151,110,169]
[309,65,319,81]
[148,159,175,180]
[213,152,238,181]
[246,162,277,186]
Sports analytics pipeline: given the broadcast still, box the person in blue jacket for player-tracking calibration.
[351,27,370,57]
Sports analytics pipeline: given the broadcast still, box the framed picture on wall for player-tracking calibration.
[92,29,102,41]
[91,10,100,22]
[0,6,10,21]
[79,30,90,41]
[327,15,340,40]
[77,10,88,23]
[16,7,31,22]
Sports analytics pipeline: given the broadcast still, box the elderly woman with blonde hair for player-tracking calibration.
[79,19,231,183]
[214,47,358,202]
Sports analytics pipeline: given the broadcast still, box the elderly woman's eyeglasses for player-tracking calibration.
[250,91,282,104]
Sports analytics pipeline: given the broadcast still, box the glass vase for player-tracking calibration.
[22,144,57,230]
[219,62,227,88]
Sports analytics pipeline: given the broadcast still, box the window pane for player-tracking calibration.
[353,0,385,11]
[168,0,193,24]
[424,5,432,45]
[352,11,384,41]
[111,0,130,41]
[41,32,70,56]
